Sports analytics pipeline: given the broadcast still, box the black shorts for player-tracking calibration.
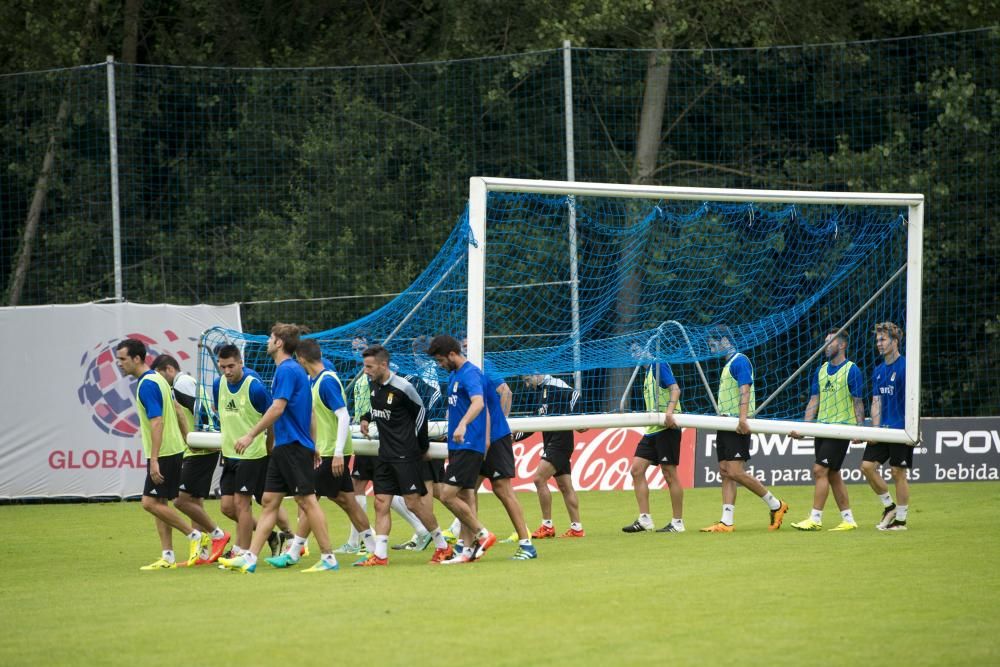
[351,454,377,481]
[264,443,316,496]
[143,452,183,500]
[219,457,240,496]
[480,434,515,480]
[716,430,752,463]
[541,431,574,476]
[445,449,484,489]
[373,459,427,497]
[236,456,270,503]
[315,455,355,499]
[179,452,219,498]
[634,429,682,466]
[814,438,850,471]
[863,443,914,469]
[423,458,444,483]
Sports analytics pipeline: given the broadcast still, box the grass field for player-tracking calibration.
[1,483,998,666]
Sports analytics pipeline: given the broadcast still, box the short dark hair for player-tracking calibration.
[826,327,849,345]
[362,344,390,364]
[427,334,462,357]
[152,354,180,371]
[270,322,301,355]
[707,324,734,344]
[116,338,146,360]
[297,338,323,363]
[875,321,903,343]
[216,344,241,361]
[411,335,431,354]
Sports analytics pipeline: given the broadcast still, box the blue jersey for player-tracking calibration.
[316,372,347,412]
[728,354,753,386]
[651,362,677,389]
[212,367,270,414]
[810,360,864,397]
[271,358,315,449]
[137,370,165,418]
[446,361,488,453]
[872,356,906,429]
[482,358,511,442]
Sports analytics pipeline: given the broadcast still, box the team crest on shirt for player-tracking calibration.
[387,392,394,404]
[890,372,896,381]
[453,382,459,392]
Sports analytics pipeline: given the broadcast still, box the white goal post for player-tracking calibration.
[467,177,924,445]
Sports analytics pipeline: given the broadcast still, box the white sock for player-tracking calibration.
[541,519,554,528]
[841,509,855,524]
[348,495,367,546]
[187,530,202,541]
[476,527,490,541]
[449,517,462,534]
[431,528,447,550]
[762,492,782,511]
[810,508,823,523]
[879,492,894,507]
[210,527,225,539]
[230,545,243,556]
[519,538,532,547]
[322,552,337,566]
[639,513,653,526]
[570,522,582,532]
[360,529,376,554]
[162,550,175,564]
[721,504,735,526]
[896,505,908,521]
[375,535,389,560]
[289,535,307,559]
[671,518,684,530]
[462,546,474,558]
[243,551,257,565]
[391,495,427,532]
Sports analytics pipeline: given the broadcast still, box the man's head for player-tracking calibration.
[216,344,244,384]
[296,338,324,376]
[362,344,391,383]
[523,373,546,388]
[152,353,181,386]
[707,324,735,356]
[115,338,147,378]
[427,334,464,372]
[824,328,849,360]
[875,321,903,358]
[268,322,301,358]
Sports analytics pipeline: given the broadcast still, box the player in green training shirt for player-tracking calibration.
[700,325,789,533]
[152,354,231,564]
[116,339,200,570]
[789,328,865,531]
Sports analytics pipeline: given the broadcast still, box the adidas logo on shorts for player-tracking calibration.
[409,484,418,490]
[449,476,457,482]
[149,489,158,495]
[493,472,501,478]
[735,453,742,458]
[661,457,668,462]
[239,486,248,492]
[179,484,186,490]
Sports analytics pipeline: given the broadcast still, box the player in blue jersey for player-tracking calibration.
[700,325,788,533]
[219,323,338,573]
[789,329,865,532]
[428,334,497,564]
[860,322,911,530]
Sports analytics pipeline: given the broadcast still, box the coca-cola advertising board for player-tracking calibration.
[480,427,697,492]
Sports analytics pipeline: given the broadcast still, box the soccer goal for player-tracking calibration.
[467,177,923,445]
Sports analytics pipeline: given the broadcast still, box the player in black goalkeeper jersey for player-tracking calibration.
[354,345,452,566]
[515,374,585,538]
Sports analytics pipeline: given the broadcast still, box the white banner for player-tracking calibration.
[0,303,241,498]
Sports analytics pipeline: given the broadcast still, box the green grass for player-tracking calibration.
[2,483,998,666]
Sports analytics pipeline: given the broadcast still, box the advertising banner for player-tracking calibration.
[0,303,241,498]
[693,417,1000,487]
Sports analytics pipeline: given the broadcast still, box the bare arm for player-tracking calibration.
[789,395,819,439]
[664,384,681,429]
[149,416,165,484]
[497,382,512,417]
[736,384,752,434]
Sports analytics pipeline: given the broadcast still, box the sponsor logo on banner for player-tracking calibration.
[694,417,1000,486]
[76,330,194,437]
[481,427,695,492]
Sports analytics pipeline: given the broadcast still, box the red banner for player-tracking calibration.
[488,427,696,492]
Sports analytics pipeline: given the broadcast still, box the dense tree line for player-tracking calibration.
[0,1,997,416]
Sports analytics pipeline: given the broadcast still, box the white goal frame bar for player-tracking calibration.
[468,177,923,445]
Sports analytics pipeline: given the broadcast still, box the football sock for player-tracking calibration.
[289,535,307,559]
[242,551,257,565]
[879,492,894,507]
[841,509,855,523]
[431,528,447,549]
[721,504,735,526]
[519,538,532,547]
[375,535,389,560]
[391,495,427,532]
[187,530,202,541]
[895,505,908,521]
[541,519,554,528]
[360,529,376,553]
[810,508,823,523]
[570,522,582,532]
[639,513,653,526]
[762,492,782,511]
[162,550,175,564]
[671,518,684,529]
[210,527,226,539]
